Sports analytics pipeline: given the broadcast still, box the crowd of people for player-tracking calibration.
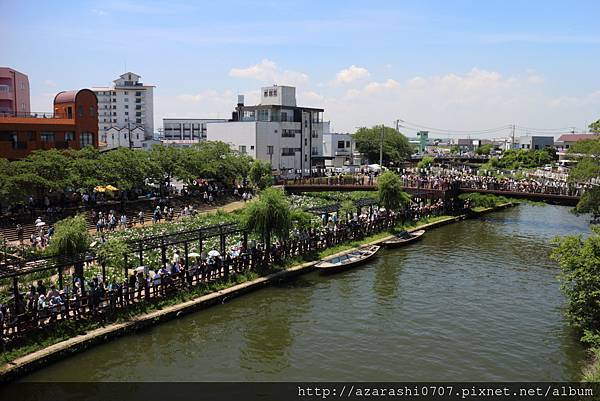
[0,196,464,342]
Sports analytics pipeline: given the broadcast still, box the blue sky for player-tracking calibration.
[3,0,600,137]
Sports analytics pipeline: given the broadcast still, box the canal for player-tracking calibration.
[22,205,591,381]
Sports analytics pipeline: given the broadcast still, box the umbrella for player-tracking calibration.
[36,221,46,227]
[188,252,201,257]
[90,241,98,248]
[105,185,119,192]
[208,250,220,257]
[94,185,106,192]
[134,266,145,273]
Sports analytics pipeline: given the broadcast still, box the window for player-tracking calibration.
[136,118,142,123]
[239,145,247,154]
[250,145,254,150]
[136,105,141,110]
[65,132,75,141]
[136,112,142,117]
[346,141,350,148]
[113,119,117,123]
[67,107,73,119]
[312,147,319,155]
[112,105,116,109]
[136,91,142,96]
[281,147,295,156]
[282,129,296,138]
[80,132,93,147]
[125,105,129,109]
[264,90,268,97]
[136,98,141,103]
[267,145,274,155]
[281,112,288,122]
[124,91,128,95]
[337,140,345,149]
[304,138,307,146]
[89,106,95,117]
[41,132,55,142]
[305,154,308,162]
[125,112,129,116]
[124,98,129,102]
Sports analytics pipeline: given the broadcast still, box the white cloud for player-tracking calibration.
[322,68,596,136]
[332,65,370,85]
[229,59,309,86]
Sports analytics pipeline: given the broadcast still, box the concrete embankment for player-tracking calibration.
[0,203,514,382]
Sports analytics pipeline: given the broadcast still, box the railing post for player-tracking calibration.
[139,243,143,266]
[161,240,167,268]
[12,276,19,315]
[123,253,129,280]
[58,266,63,290]
[101,261,106,283]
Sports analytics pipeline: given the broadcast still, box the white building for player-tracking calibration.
[103,126,145,149]
[322,133,360,168]
[162,118,228,142]
[206,85,325,177]
[92,72,155,148]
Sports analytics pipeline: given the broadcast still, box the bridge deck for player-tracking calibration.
[282,184,580,206]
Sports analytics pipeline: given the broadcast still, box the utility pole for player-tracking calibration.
[128,121,133,150]
[511,124,515,149]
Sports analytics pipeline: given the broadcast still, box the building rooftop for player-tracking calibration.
[557,134,600,142]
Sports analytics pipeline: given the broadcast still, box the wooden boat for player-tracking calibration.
[315,245,380,273]
[382,229,425,249]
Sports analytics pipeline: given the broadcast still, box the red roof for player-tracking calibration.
[557,134,599,142]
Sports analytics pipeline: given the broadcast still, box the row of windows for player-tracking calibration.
[263,89,278,97]
[98,91,143,96]
[281,129,301,138]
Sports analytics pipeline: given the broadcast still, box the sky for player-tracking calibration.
[2,0,600,138]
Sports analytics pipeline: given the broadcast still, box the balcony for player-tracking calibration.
[335,149,350,156]
[0,111,66,119]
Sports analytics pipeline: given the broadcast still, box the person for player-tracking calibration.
[16,224,24,245]
[138,210,144,225]
[36,280,47,298]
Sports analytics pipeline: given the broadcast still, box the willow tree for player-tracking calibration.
[243,188,291,247]
[377,171,411,212]
[48,214,92,281]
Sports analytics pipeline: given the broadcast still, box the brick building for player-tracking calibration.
[0,67,30,115]
[0,89,98,160]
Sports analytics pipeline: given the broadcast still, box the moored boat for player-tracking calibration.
[315,245,380,273]
[382,229,425,249]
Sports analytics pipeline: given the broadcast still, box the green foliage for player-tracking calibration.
[0,142,252,206]
[417,155,434,170]
[458,193,508,208]
[495,148,554,170]
[242,188,292,246]
[47,214,91,256]
[377,171,410,211]
[96,236,131,271]
[476,143,493,155]
[249,159,274,189]
[566,138,600,214]
[589,119,600,134]
[450,145,460,154]
[551,227,600,348]
[353,125,412,166]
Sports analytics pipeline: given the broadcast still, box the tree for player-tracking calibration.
[98,147,153,191]
[177,141,251,185]
[476,144,493,155]
[589,119,600,134]
[353,125,412,166]
[47,214,92,280]
[148,145,181,195]
[243,187,291,248]
[567,138,600,214]
[417,155,434,170]
[377,171,411,211]
[551,226,600,347]
[450,145,460,154]
[11,149,74,200]
[249,159,273,190]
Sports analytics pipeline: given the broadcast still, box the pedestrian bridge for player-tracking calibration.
[282,183,581,206]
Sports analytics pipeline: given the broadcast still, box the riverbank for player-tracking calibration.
[0,203,514,382]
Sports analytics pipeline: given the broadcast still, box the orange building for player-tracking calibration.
[0,89,98,159]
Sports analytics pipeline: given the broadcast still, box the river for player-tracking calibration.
[21,205,591,381]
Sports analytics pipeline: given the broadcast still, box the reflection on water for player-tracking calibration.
[22,205,590,381]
